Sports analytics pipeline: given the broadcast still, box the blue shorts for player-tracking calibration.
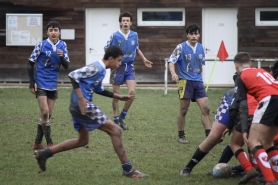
[69,103,109,131]
[178,79,207,101]
[214,95,230,126]
[110,63,135,85]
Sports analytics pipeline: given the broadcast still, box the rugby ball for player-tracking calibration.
[212,163,232,178]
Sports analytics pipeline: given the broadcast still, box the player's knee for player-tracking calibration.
[78,137,89,146]
[129,90,135,96]
[207,132,221,144]
[202,106,210,115]
[180,109,188,116]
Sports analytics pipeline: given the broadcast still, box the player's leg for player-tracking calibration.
[45,96,56,147]
[249,96,278,184]
[177,98,190,144]
[180,121,226,176]
[33,89,49,150]
[112,84,120,125]
[118,64,136,130]
[230,130,258,184]
[99,119,148,178]
[194,81,211,136]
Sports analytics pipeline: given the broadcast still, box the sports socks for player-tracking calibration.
[252,145,276,183]
[218,144,234,163]
[266,146,278,179]
[42,147,53,159]
[248,149,258,169]
[185,147,208,170]
[35,121,44,144]
[178,130,185,138]
[122,160,133,173]
[235,148,252,172]
[120,109,128,120]
[114,116,119,124]
[205,129,211,137]
[41,121,53,145]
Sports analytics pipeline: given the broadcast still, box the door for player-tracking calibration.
[202,8,238,86]
[85,8,120,84]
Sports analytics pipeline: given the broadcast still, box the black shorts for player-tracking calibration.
[35,88,58,100]
[253,95,278,126]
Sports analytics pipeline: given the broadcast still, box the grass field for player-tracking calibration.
[0,87,244,185]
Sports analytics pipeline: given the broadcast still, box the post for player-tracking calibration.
[164,58,169,95]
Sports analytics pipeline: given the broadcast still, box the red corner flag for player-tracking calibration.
[217,40,229,62]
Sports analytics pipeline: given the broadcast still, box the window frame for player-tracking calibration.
[137,8,185,26]
[255,8,278,26]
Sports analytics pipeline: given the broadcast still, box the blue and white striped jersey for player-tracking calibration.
[104,30,139,64]
[168,41,205,81]
[68,60,106,106]
[28,38,70,90]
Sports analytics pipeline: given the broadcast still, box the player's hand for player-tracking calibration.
[243,133,249,146]
[222,128,232,138]
[119,94,135,102]
[57,49,64,57]
[30,88,35,95]
[144,60,153,68]
[78,97,89,115]
[171,73,178,83]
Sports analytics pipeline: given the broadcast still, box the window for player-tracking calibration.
[137,8,185,26]
[255,8,278,26]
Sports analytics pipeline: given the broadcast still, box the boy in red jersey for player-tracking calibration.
[234,52,278,185]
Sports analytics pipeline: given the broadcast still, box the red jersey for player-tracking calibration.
[247,94,257,116]
[239,67,278,102]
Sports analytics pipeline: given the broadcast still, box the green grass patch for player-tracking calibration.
[0,87,242,185]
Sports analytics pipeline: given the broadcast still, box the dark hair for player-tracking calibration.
[119,11,133,22]
[103,46,123,60]
[234,52,250,64]
[272,58,278,79]
[186,24,200,34]
[46,20,61,31]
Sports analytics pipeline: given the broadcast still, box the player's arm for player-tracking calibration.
[236,77,249,134]
[227,99,239,131]
[136,49,152,68]
[60,57,69,69]
[168,45,181,83]
[28,60,35,89]
[96,90,135,102]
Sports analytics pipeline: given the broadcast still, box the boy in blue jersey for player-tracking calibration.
[104,11,153,130]
[168,24,211,144]
[28,20,70,150]
[33,46,148,178]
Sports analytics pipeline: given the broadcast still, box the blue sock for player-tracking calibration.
[122,160,133,172]
[114,116,119,124]
[42,148,53,159]
[120,110,128,119]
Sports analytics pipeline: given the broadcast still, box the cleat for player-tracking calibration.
[122,168,149,178]
[119,118,128,130]
[177,136,189,144]
[33,143,45,150]
[33,150,47,172]
[238,167,258,184]
[180,167,191,177]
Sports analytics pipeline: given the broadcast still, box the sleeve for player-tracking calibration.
[68,65,98,83]
[227,90,239,130]
[236,76,248,102]
[239,100,249,133]
[28,42,42,62]
[168,44,182,64]
[62,41,70,62]
[104,34,114,51]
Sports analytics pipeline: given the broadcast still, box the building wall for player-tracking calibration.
[0,0,277,83]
